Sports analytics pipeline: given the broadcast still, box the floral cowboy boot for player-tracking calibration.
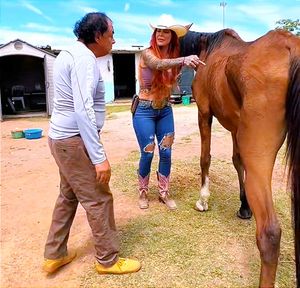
[138,172,150,209]
[157,171,177,210]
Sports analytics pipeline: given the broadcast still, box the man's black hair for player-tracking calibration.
[73,12,112,44]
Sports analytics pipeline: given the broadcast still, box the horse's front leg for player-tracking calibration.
[231,133,252,219]
[195,111,213,212]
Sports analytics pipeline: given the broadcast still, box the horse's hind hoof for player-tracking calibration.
[237,209,252,219]
[195,200,208,212]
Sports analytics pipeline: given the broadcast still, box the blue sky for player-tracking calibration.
[1,0,299,50]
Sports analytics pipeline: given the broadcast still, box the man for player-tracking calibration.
[43,12,141,275]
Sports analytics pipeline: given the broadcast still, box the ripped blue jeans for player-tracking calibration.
[133,102,174,178]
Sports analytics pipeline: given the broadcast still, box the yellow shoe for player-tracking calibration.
[95,257,141,274]
[43,251,77,273]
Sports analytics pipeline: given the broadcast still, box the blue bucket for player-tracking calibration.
[23,128,43,140]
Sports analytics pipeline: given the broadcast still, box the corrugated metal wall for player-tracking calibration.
[45,54,55,115]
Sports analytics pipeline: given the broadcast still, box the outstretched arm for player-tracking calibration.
[142,49,203,70]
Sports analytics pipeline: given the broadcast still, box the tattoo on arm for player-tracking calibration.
[142,49,183,70]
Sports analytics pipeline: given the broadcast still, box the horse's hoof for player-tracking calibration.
[237,209,252,219]
[195,200,208,212]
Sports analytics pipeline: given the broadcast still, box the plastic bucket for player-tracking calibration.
[182,95,190,105]
[11,129,24,139]
[24,128,43,139]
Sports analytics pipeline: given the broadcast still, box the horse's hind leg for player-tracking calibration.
[231,133,252,219]
[238,121,284,287]
[195,110,213,211]
[243,158,281,287]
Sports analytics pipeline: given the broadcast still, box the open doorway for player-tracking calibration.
[112,53,136,100]
[0,55,47,116]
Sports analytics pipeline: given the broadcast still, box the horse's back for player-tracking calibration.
[194,29,299,133]
[228,30,299,111]
[242,30,298,74]
[225,30,299,150]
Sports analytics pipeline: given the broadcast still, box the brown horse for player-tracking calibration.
[180,29,300,287]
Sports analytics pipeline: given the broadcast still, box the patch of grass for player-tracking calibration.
[172,103,197,109]
[4,116,50,123]
[180,135,192,143]
[277,141,288,168]
[28,117,50,122]
[212,118,228,133]
[80,155,295,288]
[106,104,131,116]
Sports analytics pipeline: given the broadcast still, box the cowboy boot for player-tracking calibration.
[157,171,177,210]
[138,173,150,209]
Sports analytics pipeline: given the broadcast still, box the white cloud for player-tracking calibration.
[124,3,130,12]
[21,1,43,15]
[191,21,223,33]
[113,38,148,50]
[232,3,300,30]
[80,6,99,13]
[0,27,145,51]
[0,28,75,50]
[21,0,53,22]
[154,14,185,26]
[110,11,194,35]
[23,23,73,34]
[138,0,176,6]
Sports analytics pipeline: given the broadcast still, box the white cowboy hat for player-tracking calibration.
[149,23,193,38]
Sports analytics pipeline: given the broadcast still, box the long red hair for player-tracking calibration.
[144,29,180,99]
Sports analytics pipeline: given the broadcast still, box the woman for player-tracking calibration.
[133,22,202,210]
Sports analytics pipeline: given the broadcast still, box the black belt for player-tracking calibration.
[73,130,101,138]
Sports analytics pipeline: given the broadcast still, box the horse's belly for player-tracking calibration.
[212,104,240,133]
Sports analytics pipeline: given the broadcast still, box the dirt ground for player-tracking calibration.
[0,104,286,287]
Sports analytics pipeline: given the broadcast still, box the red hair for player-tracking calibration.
[148,29,180,99]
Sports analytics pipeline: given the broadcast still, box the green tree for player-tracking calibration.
[275,19,300,36]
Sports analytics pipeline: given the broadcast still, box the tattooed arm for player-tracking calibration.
[142,49,201,70]
[142,49,183,70]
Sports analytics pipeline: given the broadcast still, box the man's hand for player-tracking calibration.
[95,160,111,184]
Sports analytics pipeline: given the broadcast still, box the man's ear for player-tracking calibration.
[95,33,102,43]
[185,23,193,31]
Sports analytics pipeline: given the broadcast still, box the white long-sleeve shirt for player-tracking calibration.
[49,41,106,164]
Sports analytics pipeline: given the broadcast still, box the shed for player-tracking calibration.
[0,39,56,120]
[97,48,142,103]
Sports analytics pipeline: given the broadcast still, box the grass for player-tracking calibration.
[105,104,131,120]
[106,104,131,115]
[80,153,296,288]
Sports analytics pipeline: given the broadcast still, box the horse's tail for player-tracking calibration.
[286,54,300,287]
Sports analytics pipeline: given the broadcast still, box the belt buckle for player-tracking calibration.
[151,101,160,109]
[152,98,168,109]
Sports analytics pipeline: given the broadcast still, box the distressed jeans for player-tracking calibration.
[133,103,174,178]
[45,136,119,267]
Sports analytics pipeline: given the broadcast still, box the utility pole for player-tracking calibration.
[220,1,227,28]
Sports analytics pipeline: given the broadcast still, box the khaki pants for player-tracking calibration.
[44,136,119,267]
